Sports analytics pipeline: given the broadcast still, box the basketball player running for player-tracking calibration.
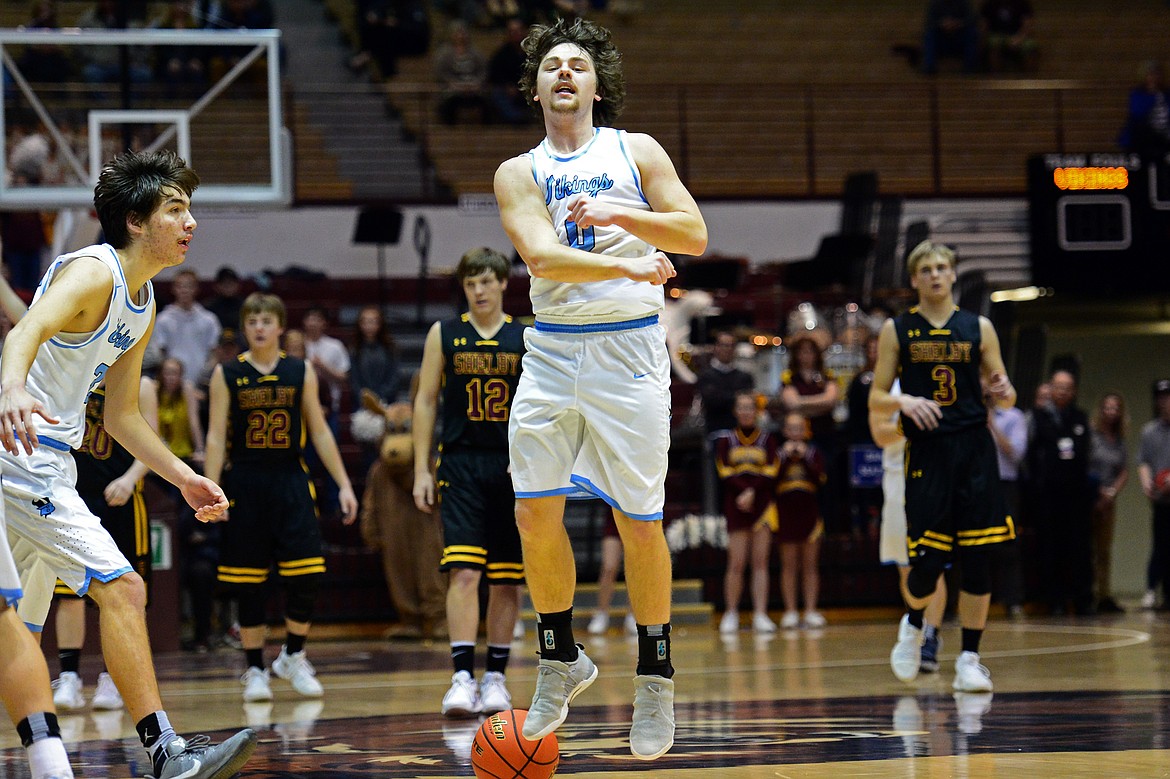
[412,248,525,718]
[869,240,1016,693]
[0,150,255,778]
[494,18,708,759]
[205,293,358,703]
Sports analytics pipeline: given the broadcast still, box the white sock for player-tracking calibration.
[26,736,74,779]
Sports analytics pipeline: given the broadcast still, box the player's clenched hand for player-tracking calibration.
[898,394,943,431]
[566,194,620,229]
[182,475,229,523]
[0,385,59,455]
[338,486,359,525]
[104,475,135,507]
[620,251,676,285]
[987,371,1012,401]
[413,472,435,514]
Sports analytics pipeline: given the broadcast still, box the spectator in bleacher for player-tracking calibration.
[153,269,223,392]
[921,0,980,75]
[433,20,490,124]
[987,380,1027,618]
[980,0,1037,73]
[487,17,531,124]
[75,0,154,86]
[203,265,246,343]
[1139,379,1170,613]
[774,412,828,630]
[350,305,403,469]
[302,307,351,426]
[780,328,840,529]
[195,328,241,429]
[1089,392,1129,614]
[347,0,431,78]
[15,1,74,85]
[150,0,208,97]
[157,356,206,470]
[696,331,754,435]
[1029,368,1095,615]
[714,391,780,635]
[1118,60,1170,160]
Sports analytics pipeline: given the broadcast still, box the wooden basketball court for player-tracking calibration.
[4,607,1169,778]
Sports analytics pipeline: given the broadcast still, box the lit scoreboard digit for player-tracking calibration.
[1027,153,1167,295]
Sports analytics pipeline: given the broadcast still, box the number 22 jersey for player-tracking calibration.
[221,353,305,466]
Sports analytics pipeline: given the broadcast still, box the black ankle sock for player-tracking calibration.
[58,649,81,675]
[245,648,265,670]
[635,623,674,678]
[961,627,983,654]
[137,712,177,776]
[451,643,475,675]
[17,712,60,747]
[907,609,925,629]
[486,644,511,675]
[285,633,306,655]
[536,608,578,662]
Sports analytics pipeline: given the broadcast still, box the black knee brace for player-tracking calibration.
[283,575,321,624]
[907,554,948,600]
[959,548,993,596]
[235,585,268,628]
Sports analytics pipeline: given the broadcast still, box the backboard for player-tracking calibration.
[1,28,290,209]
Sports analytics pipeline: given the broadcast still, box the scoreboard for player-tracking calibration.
[1027,153,1170,295]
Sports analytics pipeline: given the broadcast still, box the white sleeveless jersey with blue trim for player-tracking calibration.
[527,127,663,324]
[20,244,154,449]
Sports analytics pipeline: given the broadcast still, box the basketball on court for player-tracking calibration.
[470,709,559,779]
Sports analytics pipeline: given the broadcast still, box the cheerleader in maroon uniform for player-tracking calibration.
[714,392,781,634]
[775,413,828,629]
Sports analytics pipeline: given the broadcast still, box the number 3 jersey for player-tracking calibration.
[526,127,661,325]
[221,353,306,466]
[440,314,525,451]
[894,306,986,440]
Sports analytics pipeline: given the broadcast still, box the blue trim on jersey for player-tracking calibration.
[25,620,43,633]
[515,486,584,499]
[533,314,659,333]
[615,130,650,205]
[37,436,72,452]
[74,565,135,598]
[48,320,110,350]
[1,587,22,607]
[541,128,601,162]
[570,475,663,521]
[527,151,540,186]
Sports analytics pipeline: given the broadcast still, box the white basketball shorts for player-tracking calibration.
[2,445,133,630]
[509,318,671,520]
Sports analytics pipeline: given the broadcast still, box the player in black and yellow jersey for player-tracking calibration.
[49,379,157,713]
[205,293,357,703]
[413,248,525,718]
[869,240,1016,694]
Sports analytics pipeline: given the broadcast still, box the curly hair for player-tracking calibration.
[93,150,199,249]
[518,18,626,127]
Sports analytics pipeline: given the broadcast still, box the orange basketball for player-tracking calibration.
[470,709,559,779]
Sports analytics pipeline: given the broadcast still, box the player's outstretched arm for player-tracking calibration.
[302,361,358,524]
[103,321,227,522]
[203,364,230,487]
[104,376,158,507]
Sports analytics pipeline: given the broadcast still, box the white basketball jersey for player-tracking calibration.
[20,244,155,449]
[526,127,662,324]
